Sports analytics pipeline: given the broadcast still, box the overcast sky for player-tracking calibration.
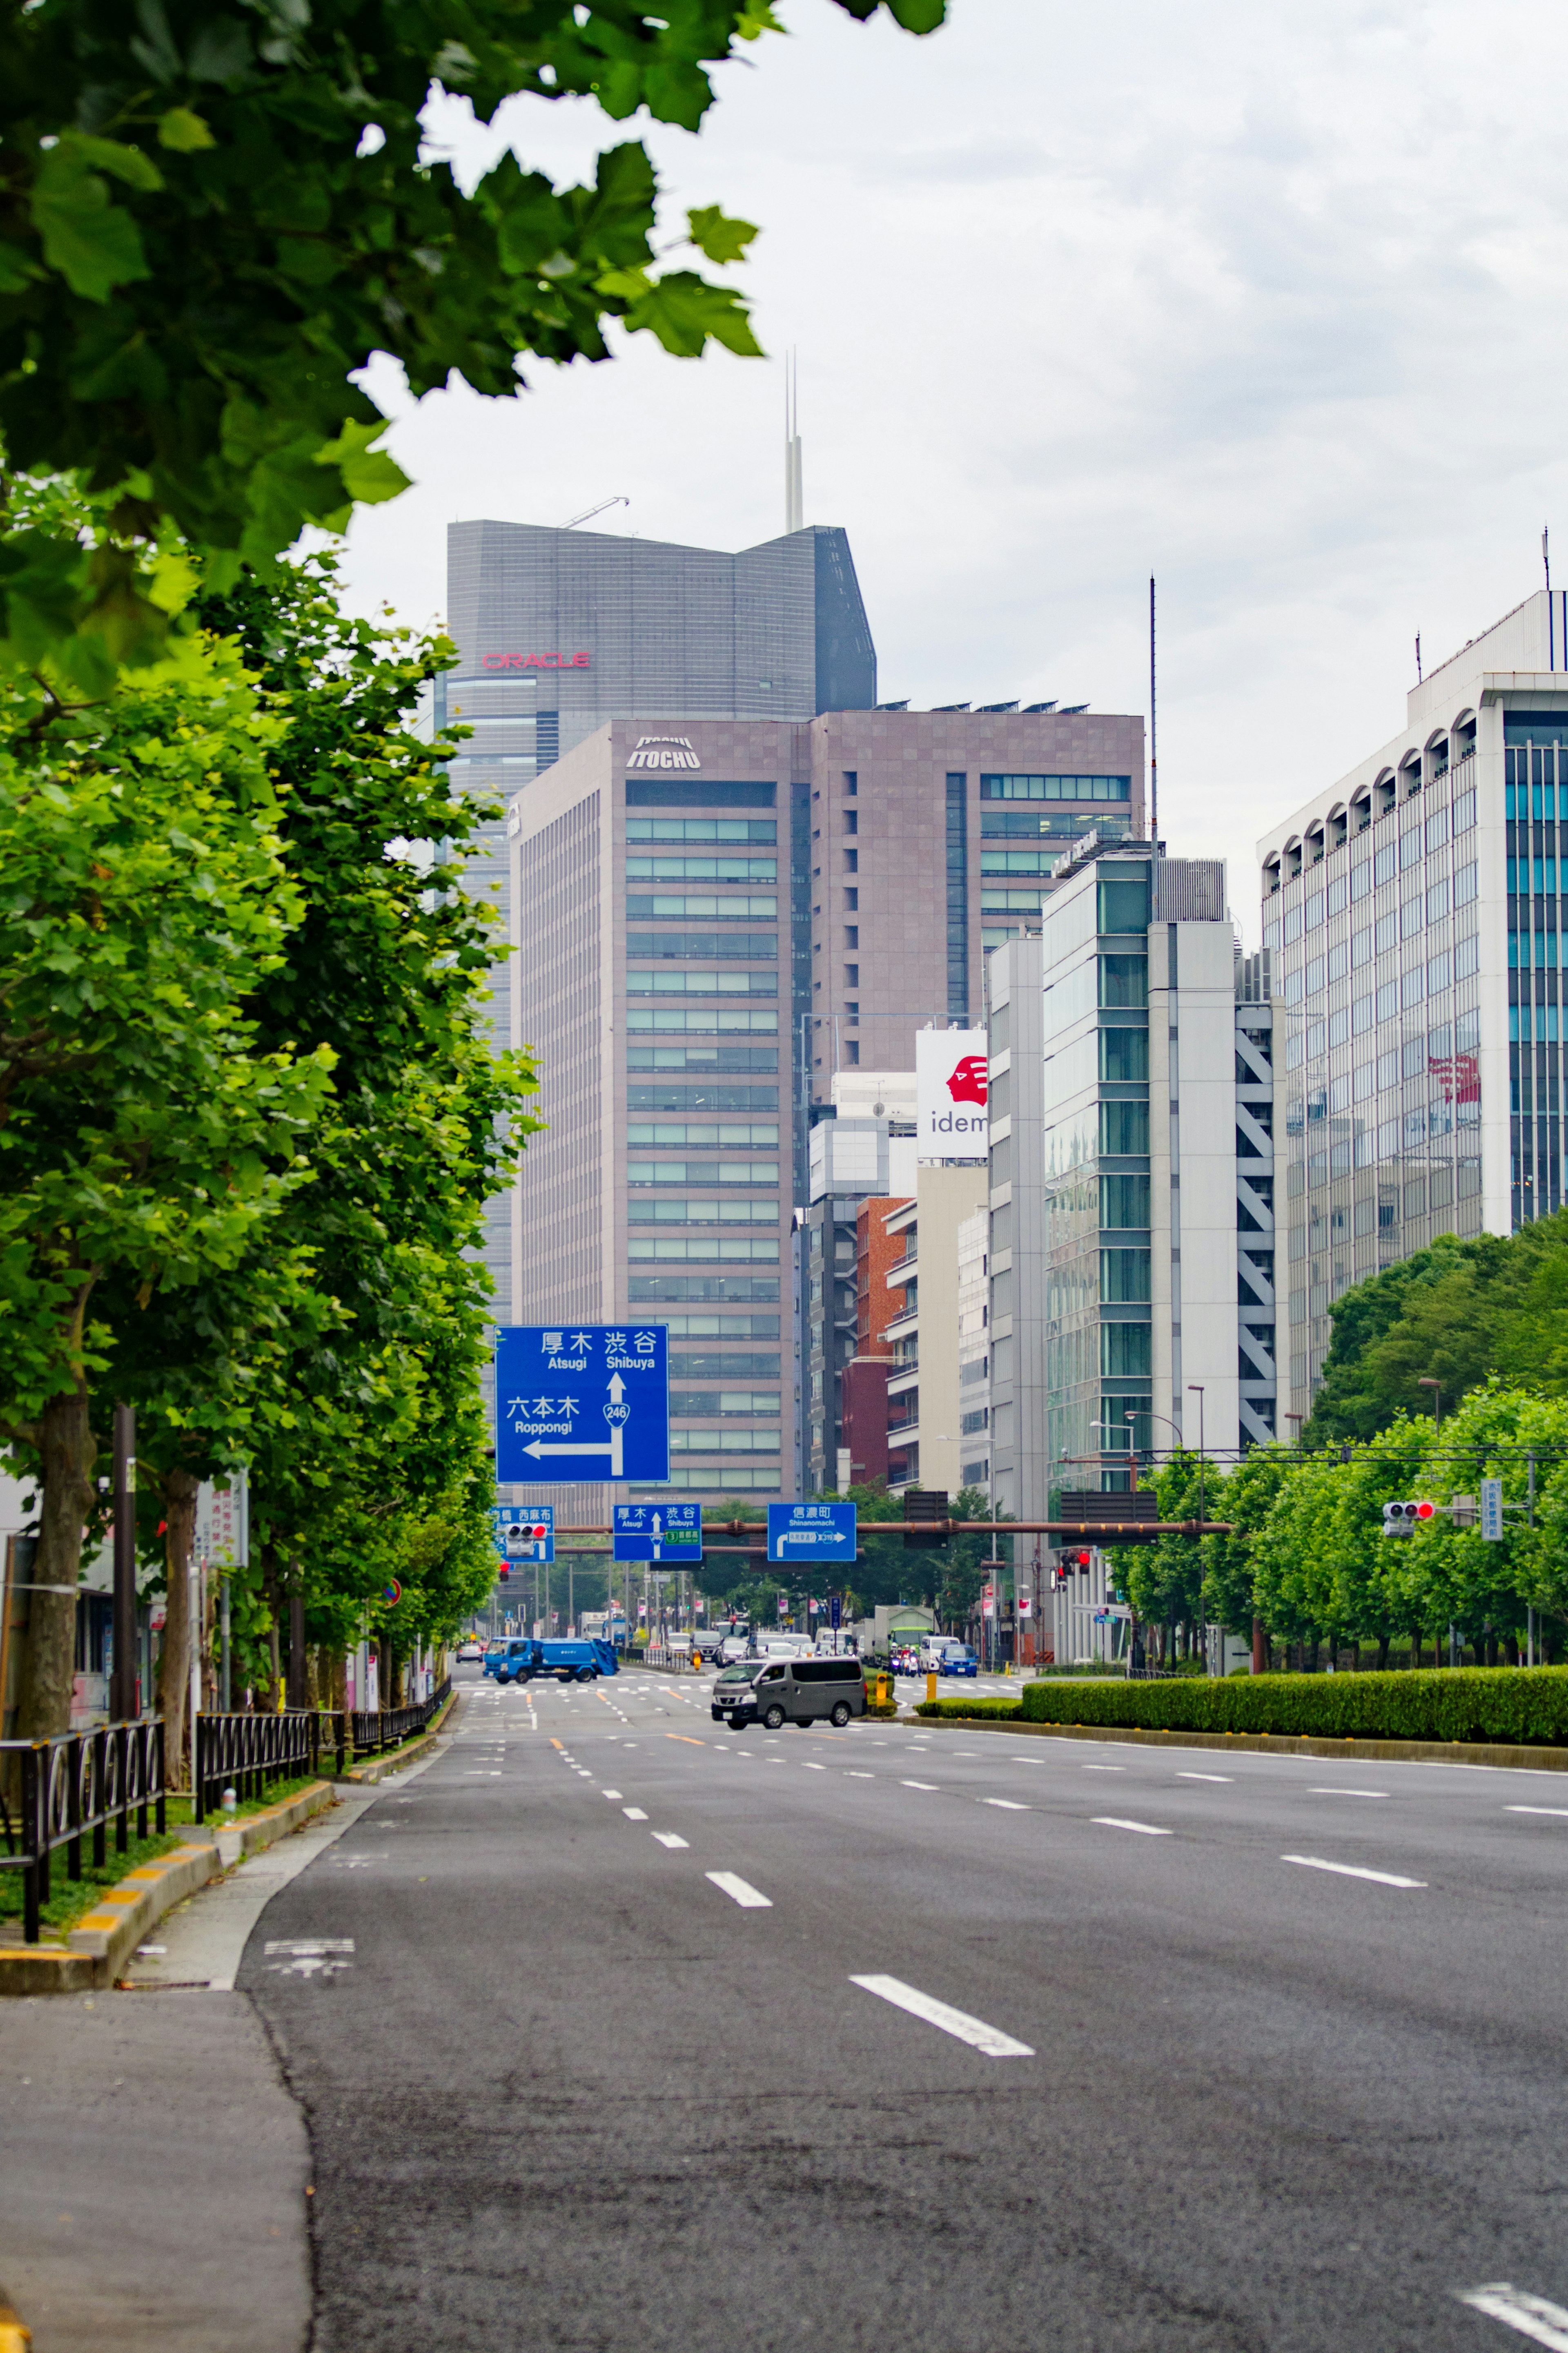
[341,0,1568,943]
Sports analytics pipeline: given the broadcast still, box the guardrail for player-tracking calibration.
[193,1707,341,1824]
[0,1719,166,1943]
[349,1676,451,1759]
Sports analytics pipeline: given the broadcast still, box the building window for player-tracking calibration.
[845,926,859,948]
[946,773,970,1020]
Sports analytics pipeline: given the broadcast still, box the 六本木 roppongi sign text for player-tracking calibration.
[916,1029,989,1160]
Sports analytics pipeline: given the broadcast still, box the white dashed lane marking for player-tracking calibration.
[706,1871,772,1909]
[651,1832,690,1849]
[1093,1818,1174,1837]
[1457,2283,1568,2348]
[981,1798,1030,1811]
[1281,1855,1425,1888]
[622,1807,648,1821]
[851,1974,1034,2059]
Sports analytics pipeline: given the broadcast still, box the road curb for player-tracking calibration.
[334,1689,463,1784]
[917,1713,1568,1771]
[0,1777,344,1996]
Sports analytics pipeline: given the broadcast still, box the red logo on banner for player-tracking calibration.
[946,1054,989,1108]
[1430,1052,1479,1104]
[481,651,591,671]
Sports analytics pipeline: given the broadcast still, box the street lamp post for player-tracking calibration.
[1418,1376,1442,1435]
[1187,1384,1207,1675]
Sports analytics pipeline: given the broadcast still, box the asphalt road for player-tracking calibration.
[225,1664,1568,2353]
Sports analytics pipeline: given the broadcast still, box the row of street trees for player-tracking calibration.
[0,0,944,1766]
[1115,1382,1568,1669]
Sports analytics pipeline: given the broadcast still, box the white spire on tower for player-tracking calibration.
[784,349,804,535]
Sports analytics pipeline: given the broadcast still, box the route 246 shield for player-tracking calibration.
[494,1325,670,1484]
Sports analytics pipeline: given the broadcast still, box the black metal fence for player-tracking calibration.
[350,1677,451,1759]
[0,1719,166,1944]
[192,1707,347,1823]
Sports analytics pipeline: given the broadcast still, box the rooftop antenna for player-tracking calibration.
[561,496,629,529]
[784,351,804,535]
[1148,575,1158,853]
[1546,525,1552,593]
[1415,631,1423,683]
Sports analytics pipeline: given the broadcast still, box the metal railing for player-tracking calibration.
[0,1719,165,1943]
[193,1707,342,1823]
[349,1676,451,1760]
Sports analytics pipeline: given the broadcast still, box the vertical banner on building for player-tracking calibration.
[916,1029,990,1161]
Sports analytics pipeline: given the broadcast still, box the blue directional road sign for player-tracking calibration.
[614,1504,702,1564]
[1480,1476,1506,1541]
[492,1504,554,1564]
[495,1325,669,1485]
[767,1503,857,1564]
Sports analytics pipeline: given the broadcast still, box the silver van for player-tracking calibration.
[712,1656,865,1731]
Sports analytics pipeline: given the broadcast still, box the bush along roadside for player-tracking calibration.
[912,1668,1568,1745]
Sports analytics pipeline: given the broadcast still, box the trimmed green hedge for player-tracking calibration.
[916,1668,1568,1746]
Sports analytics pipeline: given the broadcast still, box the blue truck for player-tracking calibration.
[484,1637,618,1685]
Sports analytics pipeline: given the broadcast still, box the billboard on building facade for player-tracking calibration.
[916,1029,990,1161]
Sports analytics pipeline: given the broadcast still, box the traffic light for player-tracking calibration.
[497,1565,510,1581]
[1382,1499,1437,1537]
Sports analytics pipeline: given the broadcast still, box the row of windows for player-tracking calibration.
[626,1047,779,1071]
[669,1429,780,1453]
[626,857,777,882]
[1287,1016,1481,1121]
[626,894,778,919]
[660,1318,781,1339]
[1283,953,1479,1065]
[626,819,777,843]
[1268,787,1476,942]
[669,1391,780,1415]
[626,1160,778,1185]
[1292,1111,1480,1188]
[628,1276,780,1301]
[626,1122,779,1146]
[625,932,777,959]
[626,970,777,996]
[626,1199,779,1224]
[625,1008,778,1033]
[668,1353,781,1377]
[980,774,1133,801]
[627,1236,780,1261]
[1281,880,1477,999]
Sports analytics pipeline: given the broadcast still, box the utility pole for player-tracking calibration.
[109,1403,138,1722]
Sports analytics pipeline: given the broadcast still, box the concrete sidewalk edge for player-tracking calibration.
[0,1778,343,1996]
[918,1712,1568,1771]
[334,1690,463,1784]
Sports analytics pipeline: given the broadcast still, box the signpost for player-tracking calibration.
[495,1325,669,1483]
[492,1505,555,1564]
[766,1503,857,1564]
[613,1504,702,1563]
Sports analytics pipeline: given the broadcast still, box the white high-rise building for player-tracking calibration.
[1258,586,1568,1425]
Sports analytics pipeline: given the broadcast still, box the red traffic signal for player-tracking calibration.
[1382,1499,1437,1535]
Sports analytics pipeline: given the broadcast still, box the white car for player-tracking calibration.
[456,1640,484,1663]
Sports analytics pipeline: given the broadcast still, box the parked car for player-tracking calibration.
[712,1656,865,1730]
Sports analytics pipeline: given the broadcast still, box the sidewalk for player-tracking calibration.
[0,1723,457,2351]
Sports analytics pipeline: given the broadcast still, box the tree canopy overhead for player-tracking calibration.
[0,0,944,657]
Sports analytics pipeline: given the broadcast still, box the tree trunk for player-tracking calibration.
[1376,1633,1390,1670]
[258,1546,281,1711]
[1252,1615,1267,1677]
[156,1468,199,1789]
[16,1385,97,1740]
[286,1558,306,1710]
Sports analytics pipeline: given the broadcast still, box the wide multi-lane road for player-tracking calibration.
[231,1664,1568,2353]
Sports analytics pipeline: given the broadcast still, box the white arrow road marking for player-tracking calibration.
[981,1798,1031,1811]
[1507,1806,1568,1818]
[1093,1818,1174,1836]
[706,1871,772,1908]
[622,1806,648,1820]
[651,1832,690,1849]
[1282,1855,1425,1887]
[1457,2284,1568,2348]
[851,1974,1034,2059]
[264,1938,354,1979]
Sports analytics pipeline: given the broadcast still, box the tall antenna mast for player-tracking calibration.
[1148,575,1158,852]
[784,350,804,535]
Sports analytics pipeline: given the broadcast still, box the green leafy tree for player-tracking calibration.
[0,629,332,1736]
[1201,1443,1293,1646]
[0,0,942,658]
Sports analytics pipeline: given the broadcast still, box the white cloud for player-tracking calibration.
[338,0,1568,939]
